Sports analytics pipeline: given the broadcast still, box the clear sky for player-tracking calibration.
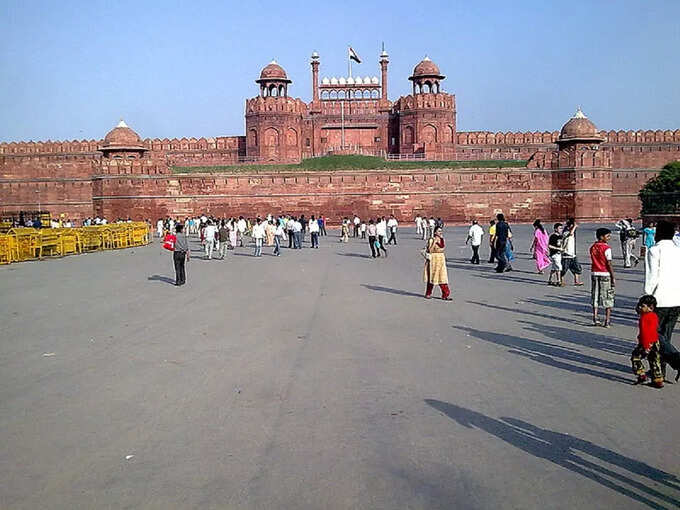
[1,0,678,142]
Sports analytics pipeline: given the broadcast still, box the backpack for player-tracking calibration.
[163,233,176,251]
[626,228,639,240]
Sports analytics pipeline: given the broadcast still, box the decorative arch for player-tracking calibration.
[321,90,329,100]
[249,128,258,146]
[330,90,338,99]
[444,125,454,143]
[264,127,279,146]
[422,124,437,143]
[286,128,298,146]
[371,90,379,99]
[363,90,371,99]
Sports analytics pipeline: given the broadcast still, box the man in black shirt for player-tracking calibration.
[494,213,511,273]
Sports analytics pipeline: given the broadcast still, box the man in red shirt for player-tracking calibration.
[589,228,616,327]
[631,295,663,388]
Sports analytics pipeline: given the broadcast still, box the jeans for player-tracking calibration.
[219,240,228,258]
[378,235,388,256]
[387,230,397,245]
[311,232,319,248]
[495,241,507,272]
[624,239,638,267]
[274,235,281,255]
[471,244,480,264]
[294,231,302,249]
[173,251,186,285]
[368,236,377,257]
[657,306,680,370]
[288,231,294,248]
[254,238,262,256]
[488,244,497,263]
[320,225,327,236]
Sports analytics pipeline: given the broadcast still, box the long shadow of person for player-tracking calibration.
[362,284,424,299]
[518,319,632,356]
[452,325,632,384]
[425,400,680,509]
[148,275,175,284]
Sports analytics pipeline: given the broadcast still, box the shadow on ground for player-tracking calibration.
[148,274,174,284]
[362,284,424,299]
[425,400,680,510]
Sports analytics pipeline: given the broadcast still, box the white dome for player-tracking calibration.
[371,76,379,84]
[354,76,363,84]
[330,77,338,84]
[364,76,371,84]
[347,77,355,84]
[339,77,346,84]
[322,77,330,84]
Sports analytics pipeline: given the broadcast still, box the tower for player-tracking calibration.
[245,61,306,162]
[553,108,612,220]
[393,57,456,157]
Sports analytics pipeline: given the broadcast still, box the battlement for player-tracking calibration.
[245,96,308,115]
[393,93,455,111]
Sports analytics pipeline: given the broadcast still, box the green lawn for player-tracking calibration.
[171,155,528,174]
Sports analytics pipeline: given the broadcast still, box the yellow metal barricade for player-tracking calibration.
[8,228,41,261]
[39,229,63,258]
[79,227,105,252]
[0,234,12,264]
[58,229,82,256]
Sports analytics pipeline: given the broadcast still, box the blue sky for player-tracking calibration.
[1,0,678,142]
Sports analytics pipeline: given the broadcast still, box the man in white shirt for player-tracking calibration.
[251,218,265,257]
[645,220,680,378]
[353,215,361,238]
[156,219,164,238]
[293,218,303,249]
[203,220,218,259]
[415,215,423,236]
[309,216,320,248]
[387,215,399,245]
[376,217,388,257]
[466,220,484,264]
[237,216,247,247]
[427,217,436,240]
[560,220,583,285]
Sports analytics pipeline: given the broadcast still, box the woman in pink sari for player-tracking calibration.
[530,219,551,274]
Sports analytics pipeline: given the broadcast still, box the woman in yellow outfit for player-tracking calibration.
[423,226,452,300]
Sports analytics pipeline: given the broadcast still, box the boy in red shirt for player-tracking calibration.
[589,228,616,327]
[631,295,663,388]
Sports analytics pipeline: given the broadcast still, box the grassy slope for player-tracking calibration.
[171,154,527,174]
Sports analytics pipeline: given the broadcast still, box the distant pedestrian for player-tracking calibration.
[548,223,564,286]
[273,221,284,256]
[318,215,327,236]
[641,221,656,260]
[530,219,551,274]
[423,226,451,300]
[204,220,217,260]
[387,215,398,245]
[488,220,497,263]
[173,223,189,286]
[466,220,484,264]
[560,219,583,286]
[367,219,378,258]
[218,221,229,259]
[376,217,388,257]
[494,214,511,273]
[341,218,349,243]
[309,215,320,248]
[252,218,265,257]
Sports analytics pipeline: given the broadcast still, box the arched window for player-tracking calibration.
[338,90,346,99]
[415,83,421,94]
[330,90,338,99]
[363,90,371,99]
[355,90,362,99]
[279,85,285,97]
[269,85,278,97]
[371,90,379,99]
[321,90,329,100]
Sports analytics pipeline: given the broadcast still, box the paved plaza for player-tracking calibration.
[1,224,679,509]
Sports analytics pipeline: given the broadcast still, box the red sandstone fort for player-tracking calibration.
[2,50,679,223]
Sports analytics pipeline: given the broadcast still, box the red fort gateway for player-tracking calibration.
[1,50,679,223]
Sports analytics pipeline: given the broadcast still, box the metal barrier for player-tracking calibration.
[0,223,149,265]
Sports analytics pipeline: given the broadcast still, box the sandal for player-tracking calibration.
[574,282,584,286]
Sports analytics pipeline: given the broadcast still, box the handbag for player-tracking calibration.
[162,233,176,251]
[420,249,431,260]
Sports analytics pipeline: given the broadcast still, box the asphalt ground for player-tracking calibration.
[1,224,678,510]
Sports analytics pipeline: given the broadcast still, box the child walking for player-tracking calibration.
[631,295,664,388]
[589,228,616,327]
[548,223,563,286]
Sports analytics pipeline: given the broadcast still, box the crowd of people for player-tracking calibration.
[160,210,680,389]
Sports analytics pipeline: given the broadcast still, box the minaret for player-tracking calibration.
[311,51,320,103]
[380,46,389,102]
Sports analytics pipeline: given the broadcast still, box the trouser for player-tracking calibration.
[488,244,497,263]
[238,232,244,246]
[368,236,377,257]
[294,232,302,249]
[657,307,680,370]
[254,238,262,256]
[425,282,450,299]
[495,241,507,272]
[561,256,582,278]
[631,342,663,384]
[173,251,186,285]
[274,236,281,255]
[219,240,228,258]
[416,224,422,235]
[353,225,359,237]
[423,227,429,240]
[619,237,627,264]
[471,245,480,264]
[361,230,366,239]
[311,232,319,248]
[378,235,388,256]
[625,239,638,267]
[388,230,397,244]
[288,231,294,248]
[320,225,327,236]
[205,239,215,259]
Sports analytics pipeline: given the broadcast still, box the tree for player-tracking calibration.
[639,161,680,214]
